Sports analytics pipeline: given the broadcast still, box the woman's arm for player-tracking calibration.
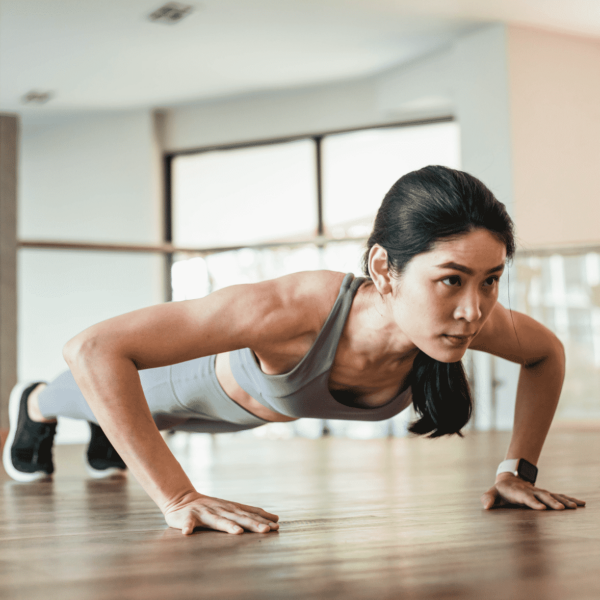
[468,303,585,510]
[63,275,317,534]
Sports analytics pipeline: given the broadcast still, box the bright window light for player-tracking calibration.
[173,139,317,248]
[322,121,461,238]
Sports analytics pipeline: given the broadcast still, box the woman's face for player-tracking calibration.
[390,228,507,363]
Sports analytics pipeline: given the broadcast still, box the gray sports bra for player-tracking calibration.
[229,273,413,421]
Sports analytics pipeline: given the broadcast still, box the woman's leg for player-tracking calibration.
[4,362,199,482]
[33,365,190,478]
[4,370,129,481]
[4,357,267,481]
[27,384,54,423]
[36,366,190,429]
[37,355,268,432]
[37,370,97,423]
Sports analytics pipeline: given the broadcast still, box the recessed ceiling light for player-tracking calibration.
[148,2,193,24]
[22,91,53,105]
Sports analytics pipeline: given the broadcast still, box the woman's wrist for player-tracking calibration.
[495,471,534,487]
[160,488,205,515]
[495,471,518,484]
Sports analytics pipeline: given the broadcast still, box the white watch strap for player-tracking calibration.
[496,458,520,477]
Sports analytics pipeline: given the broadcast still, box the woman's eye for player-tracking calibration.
[483,276,499,287]
[442,275,461,287]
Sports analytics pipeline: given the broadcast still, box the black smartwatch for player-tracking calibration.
[496,458,538,485]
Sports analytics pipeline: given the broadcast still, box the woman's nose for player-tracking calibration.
[453,290,482,322]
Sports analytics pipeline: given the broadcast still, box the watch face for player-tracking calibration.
[518,459,538,484]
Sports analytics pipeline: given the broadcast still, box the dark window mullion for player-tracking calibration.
[315,136,324,237]
[164,153,174,302]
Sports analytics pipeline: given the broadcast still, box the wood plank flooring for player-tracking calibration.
[1,428,599,600]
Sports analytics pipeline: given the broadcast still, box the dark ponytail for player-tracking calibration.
[362,165,515,438]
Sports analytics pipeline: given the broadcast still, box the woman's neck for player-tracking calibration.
[344,279,418,366]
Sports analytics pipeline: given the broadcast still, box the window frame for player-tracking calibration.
[164,115,455,300]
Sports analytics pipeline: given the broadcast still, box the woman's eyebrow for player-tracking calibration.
[435,261,505,276]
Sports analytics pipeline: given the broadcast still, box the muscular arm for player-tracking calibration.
[469,303,585,510]
[469,303,565,465]
[63,275,316,533]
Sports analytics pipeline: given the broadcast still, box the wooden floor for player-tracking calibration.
[0,428,599,600]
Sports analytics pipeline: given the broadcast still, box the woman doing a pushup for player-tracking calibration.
[3,165,585,535]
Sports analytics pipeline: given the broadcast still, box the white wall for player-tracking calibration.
[167,77,383,151]
[19,110,164,442]
[377,46,453,119]
[167,52,464,153]
[20,110,162,243]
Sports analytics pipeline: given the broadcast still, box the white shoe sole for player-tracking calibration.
[84,460,127,480]
[2,381,52,482]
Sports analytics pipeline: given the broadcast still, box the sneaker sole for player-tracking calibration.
[84,459,127,480]
[2,381,52,482]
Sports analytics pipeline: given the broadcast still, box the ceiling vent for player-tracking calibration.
[148,2,193,24]
[22,91,53,105]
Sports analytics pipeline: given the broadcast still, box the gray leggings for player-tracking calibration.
[37,354,267,434]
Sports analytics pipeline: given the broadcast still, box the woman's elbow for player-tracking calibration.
[523,331,565,374]
[543,332,566,376]
[551,332,565,363]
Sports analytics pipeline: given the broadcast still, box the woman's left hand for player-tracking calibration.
[481,473,586,510]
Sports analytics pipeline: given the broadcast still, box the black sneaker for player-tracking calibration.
[85,422,127,479]
[2,382,56,482]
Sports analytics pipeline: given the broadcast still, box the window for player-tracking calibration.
[173,139,318,249]
[323,122,461,240]
[170,119,460,300]
[515,251,600,421]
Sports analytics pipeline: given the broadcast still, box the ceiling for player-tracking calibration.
[1,0,600,114]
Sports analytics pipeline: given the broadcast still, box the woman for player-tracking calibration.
[3,165,585,536]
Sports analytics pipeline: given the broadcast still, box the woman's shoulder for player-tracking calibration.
[277,269,347,289]
[269,270,347,305]
[247,270,348,336]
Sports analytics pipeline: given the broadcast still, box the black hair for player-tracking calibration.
[362,165,515,438]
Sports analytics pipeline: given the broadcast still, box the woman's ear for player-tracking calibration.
[368,244,394,295]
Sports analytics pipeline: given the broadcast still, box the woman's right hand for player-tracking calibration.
[163,491,280,535]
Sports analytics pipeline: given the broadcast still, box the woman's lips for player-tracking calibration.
[442,334,473,345]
